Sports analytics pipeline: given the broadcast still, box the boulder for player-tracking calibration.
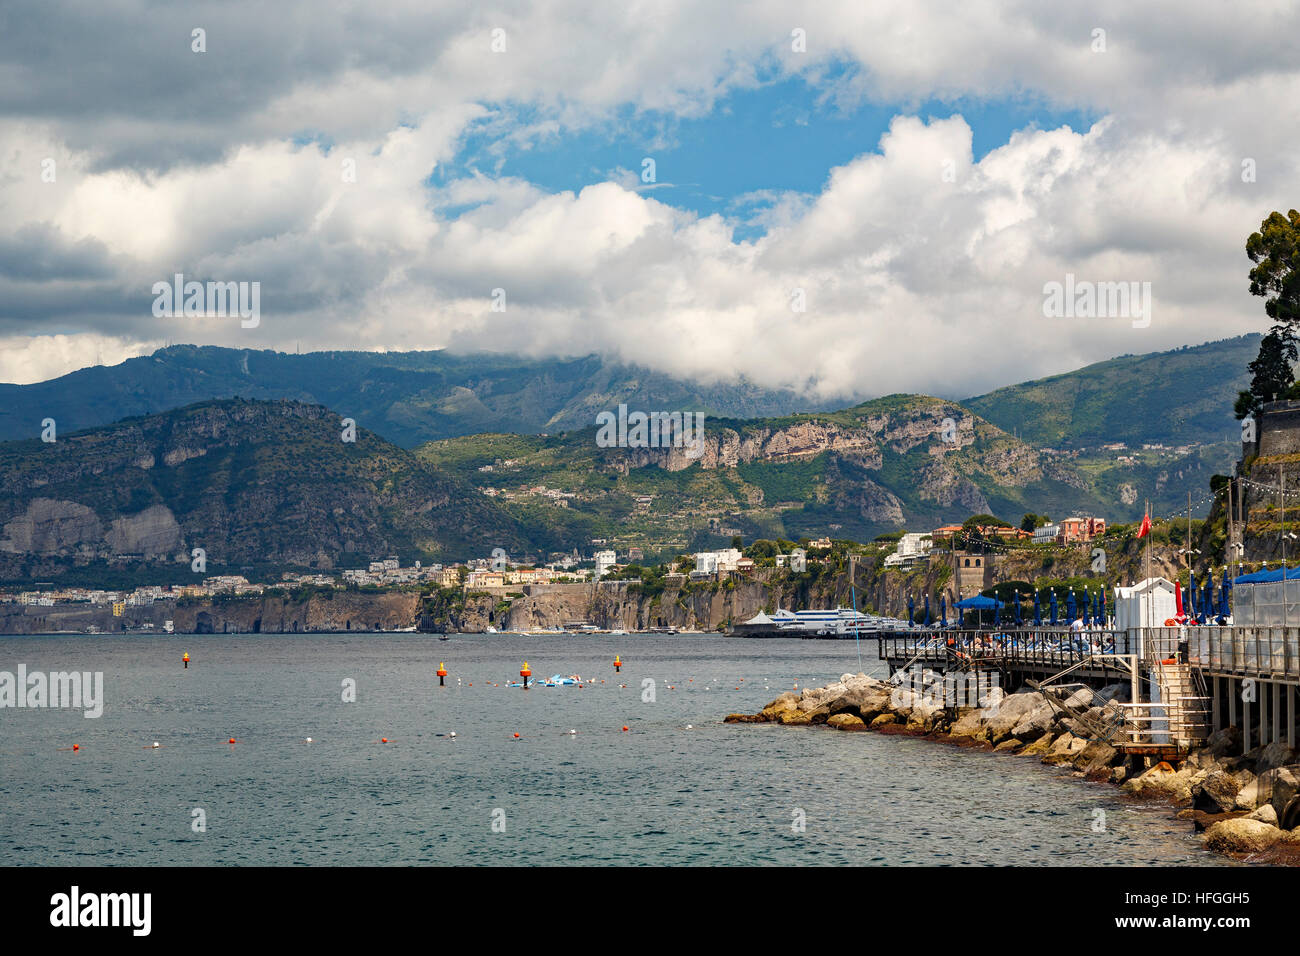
[1234,778,1262,811]
[1248,804,1279,826]
[993,738,1022,752]
[1042,732,1088,766]
[870,713,897,727]
[1072,740,1119,776]
[760,692,800,721]
[1261,765,1300,817]
[1256,741,1297,774]
[983,692,1054,744]
[1122,762,1198,803]
[1191,770,1240,814]
[1020,734,1057,757]
[948,707,987,739]
[1203,818,1283,854]
[1204,726,1242,758]
[827,713,867,731]
[723,713,766,723]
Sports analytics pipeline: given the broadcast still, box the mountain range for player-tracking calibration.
[0,336,1258,582]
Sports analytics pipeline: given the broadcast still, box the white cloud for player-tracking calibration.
[0,1,1296,393]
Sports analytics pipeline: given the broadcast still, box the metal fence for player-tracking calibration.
[877,627,1131,671]
[1185,626,1300,678]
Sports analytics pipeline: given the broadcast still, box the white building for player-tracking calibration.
[594,550,617,578]
[884,533,932,569]
[1033,523,1061,545]
[695,548,743,574]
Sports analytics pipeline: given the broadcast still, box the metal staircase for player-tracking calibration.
[1149,658,1212,749]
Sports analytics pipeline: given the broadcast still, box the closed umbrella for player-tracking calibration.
[940,594,948,628]
[1049,589,1058,625]
[1067,589,1077,622]
[1188,571,1199,621]
[907,594,915,626]
[1203,576,1214,621]
[1220,569,1231,619]
[1100,588,1107,626]
[923,592,931,627]
[1013,590,1022,625]
[1032,589,1042,626]
[1175,581,1184,620]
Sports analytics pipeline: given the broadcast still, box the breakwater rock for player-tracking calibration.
[725,674,1300,863]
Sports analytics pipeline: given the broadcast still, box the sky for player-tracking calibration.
[0,1,1296,402]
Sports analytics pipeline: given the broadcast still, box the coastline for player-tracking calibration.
[726,672,1300,865]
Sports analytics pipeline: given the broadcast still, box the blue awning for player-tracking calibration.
[1233,565,1300,585]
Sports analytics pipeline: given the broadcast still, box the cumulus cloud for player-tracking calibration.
[0,0,1296,394]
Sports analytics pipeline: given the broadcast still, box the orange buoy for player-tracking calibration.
[520,661,531,689]
[381,738,389,744]
[614,654,622,673]
[228,738,236,744]
[182,652,190,669]
[72,744,79,752]
[437,662,447,686]
[622,725,629,732]
[513,732,520,738]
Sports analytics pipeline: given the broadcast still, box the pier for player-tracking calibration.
[875,625,1300,760]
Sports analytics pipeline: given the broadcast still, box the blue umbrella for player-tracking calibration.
[923,592,931,627]
[1032,589,1042,626]
[1013,590,1022,625]
[1049,589,1058,625]
[1067,589,1077,622]
[1188,570,1199,620]
[907,594,915,626]
[1220,569,1231,619]
[1100,588,1107,626]
[940,594,947,628]
[1093,590,1101,625]
[1203,576,1213,621]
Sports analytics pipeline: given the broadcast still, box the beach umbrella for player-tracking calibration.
[1013,590,1022,625]
[940,594,948,628]
[907,594,915,626]
[1032,589,1042,626]
[1175,581,1184,619]
[1049,589,1058,625]
[1188,570,1199,621]
[1203,576,1214,621]
[1220,569,1231,619]
[1093,590,1102,625]
[1067,589,1077,622]
[923,592,931,627]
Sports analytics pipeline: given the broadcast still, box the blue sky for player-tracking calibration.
[442,66,1097,239]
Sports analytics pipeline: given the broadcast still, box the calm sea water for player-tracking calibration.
[0,633,1227,866]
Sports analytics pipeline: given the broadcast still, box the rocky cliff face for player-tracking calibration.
[0,398,530,575]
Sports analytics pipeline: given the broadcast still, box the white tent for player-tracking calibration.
[1113,577,1177,630]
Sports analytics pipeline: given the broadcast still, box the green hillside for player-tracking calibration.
[963,334,1257,448]
[0,345,821,448]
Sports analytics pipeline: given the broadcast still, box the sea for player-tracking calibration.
[0,633,1229,866]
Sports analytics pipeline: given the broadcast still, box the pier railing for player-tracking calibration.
[1183,626,1300,679]
[877,628,1131,672]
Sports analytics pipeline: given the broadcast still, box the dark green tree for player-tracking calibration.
[1248,209,1300,327]
[1236,325,1298,419]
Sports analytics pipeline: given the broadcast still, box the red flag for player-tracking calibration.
[1137,512,1151,538]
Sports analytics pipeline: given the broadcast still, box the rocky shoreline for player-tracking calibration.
[725,673,1300,864]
